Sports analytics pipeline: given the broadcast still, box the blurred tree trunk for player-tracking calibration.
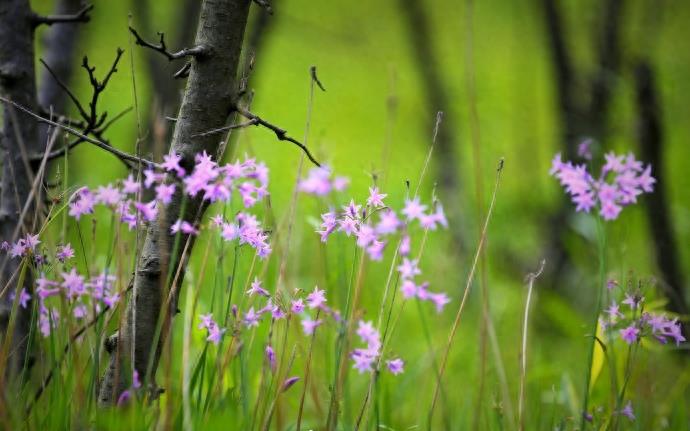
[38,0,84,112]
[634,62,689,339]
[132,0,201,156]
[398,0,465,252]
[540,0,625,287]
[0,0,40,379]
[1,0,88,380]
[98,0,252,405]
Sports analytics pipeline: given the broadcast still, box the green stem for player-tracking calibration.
[581,216,606,428]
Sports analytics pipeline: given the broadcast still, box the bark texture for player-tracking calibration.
[634,62,689,339]
[98,0,252,405]
[38,0,84,111]
[540,0,626,286]
[0,0,40,377]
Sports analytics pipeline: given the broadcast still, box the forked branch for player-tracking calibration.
[235,106,321,167]
[31,4,93,27]
[128,27,208,61]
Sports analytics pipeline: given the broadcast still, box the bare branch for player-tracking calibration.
[128,27,208,61]
[191,118,258,137]
[309,65,326,92]
[236,106,321,167]
[173,62,191,79]
[31,4,93,27]
[0,96,153,167]
[39,59,90,121]
[252,0,273,14]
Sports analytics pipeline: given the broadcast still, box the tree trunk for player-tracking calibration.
[98,0,252,405]
[0,0,40,378]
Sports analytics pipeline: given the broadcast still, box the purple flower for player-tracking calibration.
[306,287,327,309]
[291,299,305,314]
[338,217,358,237]
[366,187,387,208]
[397,258,421,279]
[266,345,276,373]
[68,187,95,220]
[56,243,75,262]
[619,400,635,421]
[122,174,141,195]
[386,358,404,375]
[429,292,451,313]
[134,200,158,222]
[247,277,270,297]
[281,376,300,393]
[155,183,176,205]
[95,184,122,206]
[10,288,31,309]
[620,325,640,345]
[61,268,85,298]
[402,197,427,221]
[162,153,186,177]
[550,151,655,221]
[376,209,400,235]
[577,138,593,160]
[301,317,322,335]
[170,219,199,235]
[244,307,261,328]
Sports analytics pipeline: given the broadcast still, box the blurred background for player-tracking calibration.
[28,0,690,428]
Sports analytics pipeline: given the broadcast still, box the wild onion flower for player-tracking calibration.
[600,293,685,346]
[301,317,322,335]
[550,151,655,220]
[247,277,270,297]
[198,313,225,344]
[281,376,300,393]
[56,243,75,262]
[620,401,635,421]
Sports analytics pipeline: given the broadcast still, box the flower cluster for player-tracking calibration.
[66,152,272,259]
[1,235,121,338]
[198,313,226,344]
[600,284,685,346]
[1,233,41,260]
[351,320,403,375]
[550,152,655,220]
[297,166,349,196]
[300,167,451,313]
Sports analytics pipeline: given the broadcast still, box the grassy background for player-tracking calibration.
[21,0,690,429]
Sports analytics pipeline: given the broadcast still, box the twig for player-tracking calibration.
[235,106,321,167]
[39,59,90,121]
[252,0,273,14]
[191,118,258,137]
[0,96,154,167]
[128,27,208,61]
[518,259,545,431]
[32,4,93,27]
[309,66,326,92]
[173,62,192,79]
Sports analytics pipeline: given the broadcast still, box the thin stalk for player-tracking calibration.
[518,259,545,431]
[580,216,607,428]
[428,158,504,427]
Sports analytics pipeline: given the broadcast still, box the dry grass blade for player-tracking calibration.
[428,158,504,426]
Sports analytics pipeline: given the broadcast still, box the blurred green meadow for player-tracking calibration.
[14,0,690,429]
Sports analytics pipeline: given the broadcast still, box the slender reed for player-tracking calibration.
[518,259,545,431]
[428,158,504,426]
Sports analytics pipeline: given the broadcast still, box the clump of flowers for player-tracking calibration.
[0,236,121,338]
[66,151,272,259]
[351,320,403,375]
[550,151,655,220]
[600,281,685,346]
[300,166,450,313]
